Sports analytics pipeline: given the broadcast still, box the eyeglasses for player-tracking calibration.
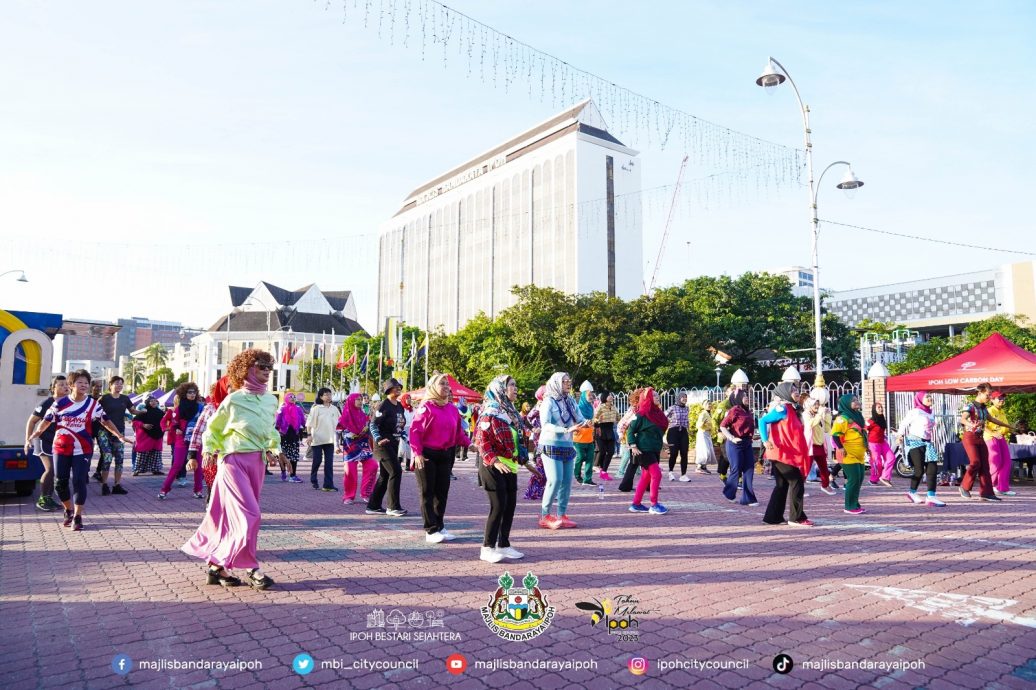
[256,364,274,371]
[187,391,198,395]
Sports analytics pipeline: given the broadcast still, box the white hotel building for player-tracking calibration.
[377,100,643,333]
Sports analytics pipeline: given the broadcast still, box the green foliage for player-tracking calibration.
[143,343,169,373]
[141,367,176,392]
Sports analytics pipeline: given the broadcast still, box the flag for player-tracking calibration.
[281,344,291,364]
[417,333,429,359]
[405,333,417,366]
[359,343,370,374]
[338,350,356,370]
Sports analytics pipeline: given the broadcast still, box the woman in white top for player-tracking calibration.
[306,387,340,491]
[896,392,945,507]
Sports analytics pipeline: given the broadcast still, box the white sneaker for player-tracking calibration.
[995,489,1016,496]
[668,472,676,481]
[496,546,524,560]
[803,492,811,498]
[820,486,837,496]
[426,531,446,544]
[480,546,504,563]
[439,529,457,541]
[679,475,691,483]
[905,491,925,504]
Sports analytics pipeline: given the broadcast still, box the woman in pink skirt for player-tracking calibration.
[181,349,282,589]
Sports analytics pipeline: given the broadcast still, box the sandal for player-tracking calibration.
[247,569,275,590]
[206,565,241,587]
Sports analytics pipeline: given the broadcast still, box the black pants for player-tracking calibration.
[763,460,808,524]
[415,448,454,534]
[480,463,517,548]
[310,443,335,488]
[717,443,731,476]
[594,437,615,472]
[368,441,403,511]
[666,427,689,474]
[908,446,938,493]
[56,454,90,506]
[618,453,640,492]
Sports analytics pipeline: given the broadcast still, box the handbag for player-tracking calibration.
[305,444,313,460]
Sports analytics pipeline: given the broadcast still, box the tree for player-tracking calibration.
[121,359,146,391]
[142,367,175,392]
[143,343,169,373]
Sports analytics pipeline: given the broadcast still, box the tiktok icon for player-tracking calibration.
[772,653,794,675]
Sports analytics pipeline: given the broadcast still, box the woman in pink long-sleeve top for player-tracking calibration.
[410,374,470,543]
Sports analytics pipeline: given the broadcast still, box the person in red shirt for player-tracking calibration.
[866,402,895,487]
[719,389,758,506]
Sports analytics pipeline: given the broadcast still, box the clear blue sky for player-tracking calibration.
[2,1,1033,332]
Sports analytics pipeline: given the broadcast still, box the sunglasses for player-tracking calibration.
[256,364,274,371]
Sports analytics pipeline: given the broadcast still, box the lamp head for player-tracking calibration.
[17,271,28,282]
[836,168,864,190]
[756,59,786,88]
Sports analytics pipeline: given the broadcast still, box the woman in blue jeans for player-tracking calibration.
[719,389,758,506]
[538,372,586,530]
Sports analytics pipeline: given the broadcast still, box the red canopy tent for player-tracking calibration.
[886,333,1036,393]
[406,374,483,403]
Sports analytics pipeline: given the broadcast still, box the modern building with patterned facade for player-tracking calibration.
[377,100,643,333]
[825,261,1036,335]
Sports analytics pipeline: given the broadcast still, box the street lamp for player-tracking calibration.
[0,269,28,282]
[755,57,865,393]
[714,366,723,390]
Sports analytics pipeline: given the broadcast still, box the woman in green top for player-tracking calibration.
[626,387,670,515]
[181,349,284,589]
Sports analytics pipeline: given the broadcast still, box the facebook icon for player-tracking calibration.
[111,654,132,675]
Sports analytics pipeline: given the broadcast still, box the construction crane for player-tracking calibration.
[646,155,690,294]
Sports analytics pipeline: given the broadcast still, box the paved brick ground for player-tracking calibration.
[2,456,1035,690]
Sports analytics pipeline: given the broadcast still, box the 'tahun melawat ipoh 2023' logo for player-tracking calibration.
[481,572,556,641]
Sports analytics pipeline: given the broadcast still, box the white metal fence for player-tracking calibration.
[613,381,862,416]
[889,392,968,454]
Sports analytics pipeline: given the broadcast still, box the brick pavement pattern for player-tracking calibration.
[2,457,1035,690]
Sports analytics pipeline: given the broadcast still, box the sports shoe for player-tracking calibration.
[788,519,814,527]
[111,484,128,495]
[280,473,289,482]
[538,515,558,529]
[288,476,303,483]
[696,466,711,475]
[343,498,354,505]
[868,480,879,486]
[312,483,320,490]
[71,516,83,531]
[365,507,387,515]
[92,471,102,482]
[497,546,524,560]
[668,472,676,481]
[426,531,446,544]
[36,497,54,512]
[679,475,691,483]
[193,492,204,499]
[584,480,596,486]
[843,507,866,515]
[101,484,111,496]
[994,489,1016,496]
[321,486,339,492]
[959,487,971,499]
[178,479,187,487]
[925,497,947,507]
[719,473,727,481]
[479,546,504,563]
[878,479,893,488]
[157,492,167,500]
[803,492,811,498]
[628,503,649,513]
[649,503,669,515]
[830,480,840,490]
[599,472,612,481]
[820,486,837,496]
[387,508,408,517]
[558,515,577,528]
[747,502,760,507]
[62,509,74,527]
[980,495,1002,502]
[439,530,457,541]
[905,492,924,504]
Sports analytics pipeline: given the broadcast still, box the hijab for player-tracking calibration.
[212,376,230,408]
[543,372,579,423]
[773,382,797,406]
[838,393,866,429]
[870,403,887,431]
[482,375,522,430]
[424,373,451,407]
[339,392,368,435]
[178,389,199,423]
[636,387,669,431]
[139,397,165,438]
[578,390,594,419]
[276,393,306,434]
[914,391,932,414]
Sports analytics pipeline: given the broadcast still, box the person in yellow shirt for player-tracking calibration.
[984,391,1014,496]
[831,394,868,515]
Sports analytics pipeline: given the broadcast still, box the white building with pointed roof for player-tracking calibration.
[378,100,643,333]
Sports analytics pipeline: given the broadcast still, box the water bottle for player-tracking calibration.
[598,483,605,500]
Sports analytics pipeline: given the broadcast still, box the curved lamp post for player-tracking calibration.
[756,57,864,395]
[0,269,28,282]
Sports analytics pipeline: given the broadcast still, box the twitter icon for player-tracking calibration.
[292,653,315,675]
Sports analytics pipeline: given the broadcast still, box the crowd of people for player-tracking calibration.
[22,351,1028,587]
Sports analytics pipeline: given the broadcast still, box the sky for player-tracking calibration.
[1,0,1034,333]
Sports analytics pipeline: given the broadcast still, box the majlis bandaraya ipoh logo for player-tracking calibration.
[481,571,556,641]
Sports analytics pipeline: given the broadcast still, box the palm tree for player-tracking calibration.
[123,360,145,390]
[143,343,169,373]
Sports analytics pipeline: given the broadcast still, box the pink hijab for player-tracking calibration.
[637,387,670,431]
[914,391,932,414]
[275,393,306,434]
[338,393,368,435]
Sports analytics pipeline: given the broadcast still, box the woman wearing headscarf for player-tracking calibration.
[866,402,895,488]
[617,388,644,492]
[832,393,869,515]
[572,381,597,486]
[538,372,587,529]
[802,392,837,496]
[719,389,757,506]
[896,392,945,507]
[985,391,1015,496]
[626,387,669,514]
[592,390,619,481]
[694,400,716,477]
[475,375,541,563]
[182,349,283,589]
[760,382,812,527]
[338,392,378,504]
[159,382,204,500]
[664,392,691,482]
[409,374,469,542]
[275,393,306,483]
[522,385,547,500]
[132,395,165,475]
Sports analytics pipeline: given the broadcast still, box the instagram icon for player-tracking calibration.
[628,657,649,676]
